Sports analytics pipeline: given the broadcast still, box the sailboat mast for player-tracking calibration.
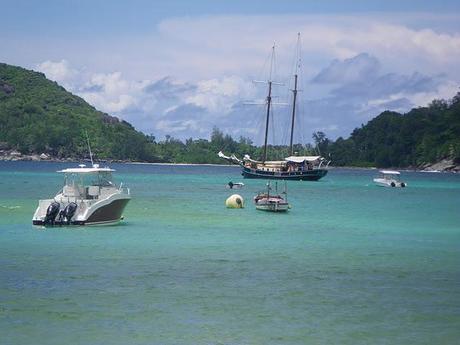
[263,81,272,163]
[262,44,276,163]
[289,33,301,156]
[289,74,298,155]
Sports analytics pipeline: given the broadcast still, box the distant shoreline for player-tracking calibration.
[1,150,458,172]
[0,151,236,167]
[1,157,458,173]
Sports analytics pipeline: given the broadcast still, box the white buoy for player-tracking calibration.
[226,194,244,208]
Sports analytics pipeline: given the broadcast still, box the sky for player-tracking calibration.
[1,0,460,144]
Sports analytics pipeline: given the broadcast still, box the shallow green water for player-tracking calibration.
[1,162,459,344]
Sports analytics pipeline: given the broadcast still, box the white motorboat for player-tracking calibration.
[254,182,290,212]
[32,163,131,226]
[373,170,407,188]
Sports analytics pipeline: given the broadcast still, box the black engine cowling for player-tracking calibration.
[63,202,78,224]
[44,201,60,225]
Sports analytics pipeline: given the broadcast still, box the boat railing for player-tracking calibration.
[118,182,130,195]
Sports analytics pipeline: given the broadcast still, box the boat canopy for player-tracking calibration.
[285,156,321,163]
[58,165,115,174]
[380,170,400,175]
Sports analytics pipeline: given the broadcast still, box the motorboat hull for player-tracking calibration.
[373,178,407,188]
[32,196,130,227]
[255,201,290,212]
[254,193,290,212]
[242,166,327,181]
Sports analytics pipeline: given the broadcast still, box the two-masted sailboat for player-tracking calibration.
[218,34,330,181]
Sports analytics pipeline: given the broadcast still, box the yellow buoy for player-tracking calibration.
[226,194,244,208]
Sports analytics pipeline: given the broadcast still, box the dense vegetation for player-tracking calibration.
[318,94,460,167]
[145,129,317,164]
[0,63,155,161]
[0,63,317,164]
[1,63,459,167]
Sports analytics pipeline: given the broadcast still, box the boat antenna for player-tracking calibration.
[289,33,301,156]
[85,130,94,166]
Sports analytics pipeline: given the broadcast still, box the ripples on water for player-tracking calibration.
[1,162,459,344]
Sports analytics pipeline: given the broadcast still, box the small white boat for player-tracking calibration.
[373,170,407,188]
[254,182,290,212]
[227,181,244,189]
[32,163,131,226]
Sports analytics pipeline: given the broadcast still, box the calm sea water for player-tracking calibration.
[0,161,459,344]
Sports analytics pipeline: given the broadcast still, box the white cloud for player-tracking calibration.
[156,119,201,133]
[313,53,380,84]
[27,13,460,142]
[78,72,142,113]
[36,60,77,88]
[153,14,460,80]
[403,80,460,107]
[185,76,255,114]
[83,92,137,113]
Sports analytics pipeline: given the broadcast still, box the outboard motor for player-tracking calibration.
[63,202,78,224]
[58,209,66,223]
[44,201,60,225]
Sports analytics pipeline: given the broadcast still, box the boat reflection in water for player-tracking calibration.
[32,164,131,226]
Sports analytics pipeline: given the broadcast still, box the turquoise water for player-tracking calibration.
[1,161,459,344]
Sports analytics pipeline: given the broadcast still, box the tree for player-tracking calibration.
[312,131,330,156]
[429,99,448,110]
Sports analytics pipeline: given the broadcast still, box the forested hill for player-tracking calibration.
[320,94,460,168]
[0,63,156,161]
[1,62,459,168]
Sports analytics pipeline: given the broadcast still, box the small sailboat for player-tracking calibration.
[218,34,330,181]
[254,181,290,212]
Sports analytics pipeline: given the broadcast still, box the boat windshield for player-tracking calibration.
[64,171,115,188]
[382,173,400,181]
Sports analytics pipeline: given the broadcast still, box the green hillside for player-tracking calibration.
[323,94,460,168]
[0,63,286,164]
[1,62,459,168]
[0,63,155,161]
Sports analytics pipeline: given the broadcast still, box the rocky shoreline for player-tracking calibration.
[0,149,76,162]
[418,158,459,173]
[0,149,156,164]
[1,149,458,172]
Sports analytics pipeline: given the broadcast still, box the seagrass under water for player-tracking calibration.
[0,161,459,344]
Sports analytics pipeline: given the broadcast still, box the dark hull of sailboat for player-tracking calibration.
[242,167,328,181]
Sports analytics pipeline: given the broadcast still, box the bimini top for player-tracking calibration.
[380,170,400,175]
[57,164,115,174]
[285,156,321,163]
